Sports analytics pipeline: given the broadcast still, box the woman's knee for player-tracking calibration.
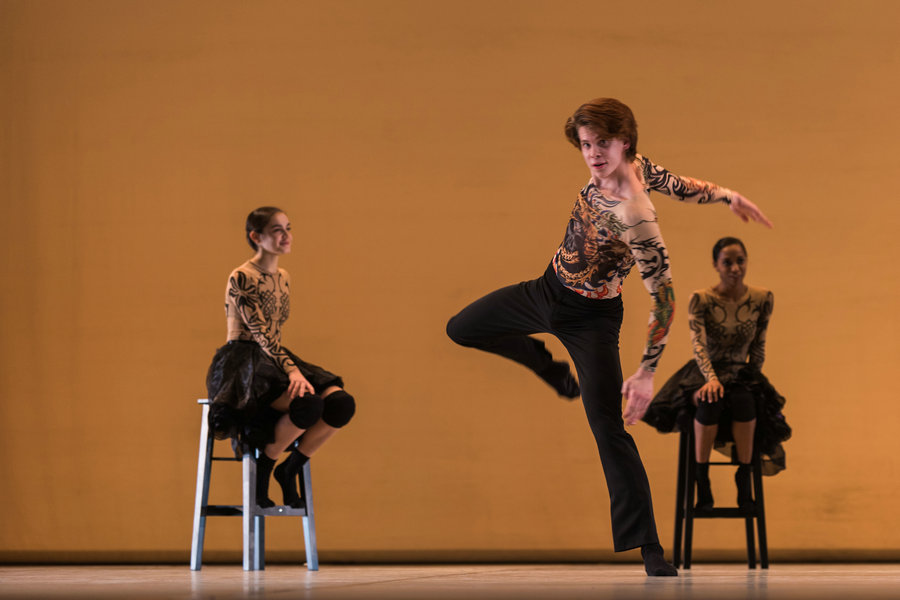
[288,394,324,429]
[730,390,757,422]
[322,389,356,428]
[731,405,757,423]
[694,400,723,426]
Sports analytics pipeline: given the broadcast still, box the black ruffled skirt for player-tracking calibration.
[642,360,791,476]
[205,340,343,450]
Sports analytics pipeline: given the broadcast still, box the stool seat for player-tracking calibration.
[190,398,319,571]
[672,429,768,569]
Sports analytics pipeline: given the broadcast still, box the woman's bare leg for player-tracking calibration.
[732,419,756,464]
[297,386,342,456]
[694,420,718,463]
[263,390,305,459]
[260,383,350,460]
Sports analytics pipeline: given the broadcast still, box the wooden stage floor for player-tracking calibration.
[2,564,899,599]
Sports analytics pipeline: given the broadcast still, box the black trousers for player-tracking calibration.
[446,265,660,551]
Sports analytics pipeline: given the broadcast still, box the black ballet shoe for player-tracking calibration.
[255,453,277,508]
[274,449,309,509]
[641,543,678,577]
[537,360,580,399]
[695,462,714,511]
[735,464,754,510]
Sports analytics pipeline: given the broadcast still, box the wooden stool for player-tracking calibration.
[672,428,768,569]
[190,399,319,571]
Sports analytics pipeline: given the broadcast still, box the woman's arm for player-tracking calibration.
[689,291,725,403]
[688,292,718,382]
[748,290,774,369]
[620,205,675,424]
[227,270,299,374]
[639,156,773,227]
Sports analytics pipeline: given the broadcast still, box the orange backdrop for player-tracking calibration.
[2,0,899,563]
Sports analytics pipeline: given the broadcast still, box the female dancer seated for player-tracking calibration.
[447,98,771,576]
[644,237,790,510]
[206,207,356,508]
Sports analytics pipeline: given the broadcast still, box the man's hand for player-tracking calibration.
[729,192,773,228]
[622,368,654,426]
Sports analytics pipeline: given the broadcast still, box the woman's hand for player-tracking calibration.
[694,379,724,404]
[622,368,654,426]
[729,192,773,228]
[287,369,315,398]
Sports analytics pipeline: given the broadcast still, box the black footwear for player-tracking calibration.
[274,449,309,509]
[255,453,277,508]
[735,464,754,509]
[641,544,678,576]
[695,462,714,510]
[537,360,580,399]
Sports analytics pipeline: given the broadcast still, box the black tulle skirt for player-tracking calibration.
[642,360,791,476]
[205,340,343,450]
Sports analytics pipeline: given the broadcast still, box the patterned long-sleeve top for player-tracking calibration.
[552,154,735,372]
[225,260,298,374]
[688,286,774,382]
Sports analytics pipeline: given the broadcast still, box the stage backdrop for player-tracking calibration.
[2,0,899,563]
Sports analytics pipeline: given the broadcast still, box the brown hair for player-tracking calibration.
[564,98,638,160]
[245,206,284,250]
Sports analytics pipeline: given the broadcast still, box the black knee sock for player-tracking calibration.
[255,453,277,508]
[735,463,753,509]
[695,462,714,510]
[274,448,310,508]
[641,543,678,577]
[536,360,580,399]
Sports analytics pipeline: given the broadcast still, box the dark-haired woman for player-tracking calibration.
[206,207,356,508]
[447,98,771,577]
[644,237,790,509]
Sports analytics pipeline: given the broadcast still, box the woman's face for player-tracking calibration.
[714,244,747,287]
[254,212,292,255]
[578,126,629,183]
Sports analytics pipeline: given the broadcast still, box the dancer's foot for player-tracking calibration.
[641,544,678,576]
[695,462,714,510]
[274,449,309,509]
[537,360,580,399]
[735,463,753,510]
[255,453,277,508]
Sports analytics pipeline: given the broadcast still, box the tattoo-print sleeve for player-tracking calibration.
[624,209,675,372]
[227,271,298,373]
[688,292,718,381]
[639,155,734,205]
[748,291,774,369]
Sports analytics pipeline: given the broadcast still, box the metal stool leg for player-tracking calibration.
[301,461,319,571]
[243,450,265,571]
[256,515,266,570]
[191,404,214,571]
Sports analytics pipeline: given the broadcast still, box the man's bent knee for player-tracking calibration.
[446,315,477,347]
